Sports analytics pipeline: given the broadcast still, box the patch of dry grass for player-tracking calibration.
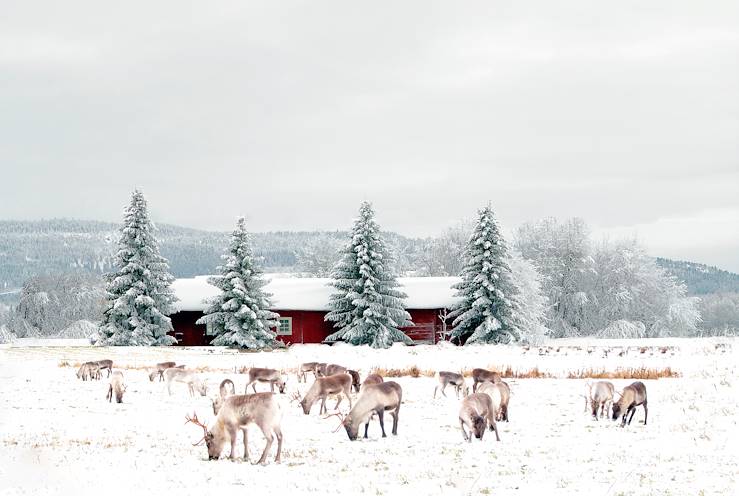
[371,366,435,378]
[567,367,679,379]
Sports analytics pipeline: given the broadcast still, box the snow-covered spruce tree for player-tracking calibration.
[450,204,520,344]
[98,190,177,346]
[196,217,282,349]
[324,201,413,348]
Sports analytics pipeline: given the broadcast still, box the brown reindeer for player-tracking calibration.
[297,362,320,383]
[459,392,501,442]
[317,364,347,377]
[244,368,286,394]
[299,373,353,415]
[186,393,283,465]
[434,371,468,399]
[149,362,177,382]
[76,362,100,381]
[361,373,384,390]
[346,369,361,393]
[106,371,127,403]
[471,368,502,392]
[328,381,402,440]
[612,381,648,427]
[212,379,236,415]
[95,359,113,378]
[589,381,615,420]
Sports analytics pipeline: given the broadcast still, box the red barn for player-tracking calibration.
[169,276,461,346]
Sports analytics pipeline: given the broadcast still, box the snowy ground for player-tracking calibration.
[0,339,737,495]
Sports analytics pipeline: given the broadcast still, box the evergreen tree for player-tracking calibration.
[450,204,520,344]
[325,201,413,348]
[196,217,282,349]
[98,190,177,346]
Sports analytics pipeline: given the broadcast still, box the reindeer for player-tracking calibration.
[314,363,329,377]
[76,361,101,381]
[361,373,384,390]
[299,373,353,415]
[471,368,502,392]
[459,392,501,442]
[297,362,320,383]
[149,362,177,382]
[589,380,615,420]
[477,381,510,422]
[433,371,468,399]
[327,381,403,440]
[186,392,283,465]
[95,359,113,378]
[244,368,286,394]
[346,369,361,393]
[212,379,236,415]
[164,368,207,397]
[106,371,127,403]
[612,381,648,427]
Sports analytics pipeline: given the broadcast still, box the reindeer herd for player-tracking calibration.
[74,358,650,464]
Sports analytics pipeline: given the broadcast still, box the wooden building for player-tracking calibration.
[169,276,460,346]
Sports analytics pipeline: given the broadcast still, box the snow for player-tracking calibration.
[172,276,461,313]
[56,320,99,339]
[0,338,736,495]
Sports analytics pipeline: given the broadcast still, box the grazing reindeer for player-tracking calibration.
[164,368,207,397]
[212,379,236,415]
[361,373,384,390]
[346,369,361,393]
[106,371,127,403]
[477,381,510,422]
[299,373,353,415]
[329,381,403,440]
[471,368,502,392]
[244,368,286,394]
[433,371,468,399]
[149,362,177,382]
[317,364,347,377]
[95,359,113,378]
[459,392,501,442]
[77,361,101,381]
[589,381,615,420]
[612,381,648,427]
[186,392,283,465]
[297,362,320,383]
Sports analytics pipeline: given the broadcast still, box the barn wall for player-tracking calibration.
[169,308,447,345]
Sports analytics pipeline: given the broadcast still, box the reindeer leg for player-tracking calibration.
[391,409,399,436]
[334,393,343,411]
[377,410,387,438]
[491,419,501,442]
[270,382,274,393]
[252,383,258,394]
[364,420,370,439]
[227,426,238,460]
[628,405,637,425]
[241,428,250,462]
[320,397,327,415]
[433,385,438,399]
[256,428,273,466]
[460,419,469,441]
[643,401,648,425]
[274,427,282,463]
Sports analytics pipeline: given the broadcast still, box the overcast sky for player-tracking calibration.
[1,1,738,270]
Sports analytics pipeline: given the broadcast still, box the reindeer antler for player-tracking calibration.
[185,411,209,446]
[323,411,346,433]
[289,391,301,404]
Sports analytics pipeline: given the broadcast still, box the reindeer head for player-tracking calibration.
[324,412,356,440]
[148,370,158,382]
[611,393,623,421]
[277,377,287,394]
[472,415,487,440]
[185,412,219,460]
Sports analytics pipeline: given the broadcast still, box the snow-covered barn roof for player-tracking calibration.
[172,275,461,313]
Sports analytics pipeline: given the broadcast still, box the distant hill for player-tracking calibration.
[0,219,422,293]
[656,258,739,295]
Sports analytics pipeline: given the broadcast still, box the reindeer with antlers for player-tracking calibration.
[186,392,283,465]
[326,381,403,441]
[244,368,286,394]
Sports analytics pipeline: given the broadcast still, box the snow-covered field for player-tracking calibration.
[1,339,737,495]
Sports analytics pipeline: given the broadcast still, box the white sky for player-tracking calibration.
[1,1,737,270]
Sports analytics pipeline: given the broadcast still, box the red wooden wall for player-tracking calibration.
[169,308,447,345]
